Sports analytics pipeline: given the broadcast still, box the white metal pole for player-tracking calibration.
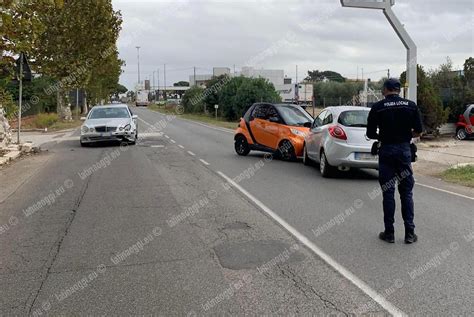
[17,53,23,144]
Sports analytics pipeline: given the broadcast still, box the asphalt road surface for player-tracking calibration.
[0,105,472,315]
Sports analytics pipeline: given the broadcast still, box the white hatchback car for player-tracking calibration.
[303,106,378,177]
[80,104,138,146]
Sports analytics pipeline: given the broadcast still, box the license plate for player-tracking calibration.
[355,153,377,161]
[100,133,112,137]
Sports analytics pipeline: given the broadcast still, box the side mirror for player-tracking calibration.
[80,117,87,121]
[303,121,312,128]
[132,115,138,119]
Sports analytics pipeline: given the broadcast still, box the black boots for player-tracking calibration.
[379,231,395,243]
[405,230,418,244]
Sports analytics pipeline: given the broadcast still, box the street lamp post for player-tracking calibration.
[341,0,417,102]
[136,46,141,85]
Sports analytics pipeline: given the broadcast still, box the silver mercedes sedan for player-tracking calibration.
[80,104,138,146]
[303,106,378,177]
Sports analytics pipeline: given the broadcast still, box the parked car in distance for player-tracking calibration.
[303,106,378,177]
[80,104,138,146]
[456,104,474,140]
[234,103,313,160]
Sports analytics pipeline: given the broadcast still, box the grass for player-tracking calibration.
[11,113,82,131]
[148,104,238,130]
[441,165,474,188]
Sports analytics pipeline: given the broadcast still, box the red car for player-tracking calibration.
[456,104,474,140]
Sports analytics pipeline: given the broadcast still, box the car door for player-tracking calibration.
[263,106,283,149]
[306,110,326,160]
[249,104,275,149]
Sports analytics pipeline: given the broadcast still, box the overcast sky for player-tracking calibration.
[112,0,473,90]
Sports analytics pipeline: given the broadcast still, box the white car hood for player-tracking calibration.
[85,118,131,127]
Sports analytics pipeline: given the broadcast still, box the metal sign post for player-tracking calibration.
[214,104,219,119]
[18,53,23,144]
[341,0,417,102]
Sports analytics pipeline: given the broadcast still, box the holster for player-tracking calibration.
[371,141,380,156]
[410,143,418,162]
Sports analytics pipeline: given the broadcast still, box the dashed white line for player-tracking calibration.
[187,151,196,156]
[199,159,210,166]
[178,145,185,149]
[170,139,176,144]
[164,135,170,139]
[151,145,165,148]
[216,171,406,317]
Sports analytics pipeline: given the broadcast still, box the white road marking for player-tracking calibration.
[187,151,196,156]
[170,139,176,144]
[416,183,474,201]
[178,145,185,149]
[217,171,406,317]
[165,135,170,139]
[151,145,165,148]
[199,159,210,166]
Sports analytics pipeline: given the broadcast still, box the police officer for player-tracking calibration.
[367,78,423,244]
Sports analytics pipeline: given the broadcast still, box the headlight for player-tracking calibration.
[81,125,89,134]
[290,128,306,137]
[124,124,131,131]
[89,127,95,133]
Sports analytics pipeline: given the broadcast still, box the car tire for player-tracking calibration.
[456,127,468,140]
[303,144,312,166]
[320,150,335,178]
[277,140,297,161]
[235,135,250,156]
[80,140,88,147]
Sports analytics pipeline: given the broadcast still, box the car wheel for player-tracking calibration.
[456,128,468,140]
[303,144,312,166]
[235,135,250,156]
[80,140,88,147]
[320,150,335,178]
[278,140,296,161]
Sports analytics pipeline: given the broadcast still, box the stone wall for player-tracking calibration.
[0,106,12,148]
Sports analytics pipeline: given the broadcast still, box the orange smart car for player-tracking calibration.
[234,103,313,160]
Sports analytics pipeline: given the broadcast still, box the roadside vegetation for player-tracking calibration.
[148,104,238,130]
[441,165,474,188]
[1,0,125,122]
[9,113,81,131]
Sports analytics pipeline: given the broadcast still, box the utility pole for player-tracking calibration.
[193,66,196,86]
[157,69,160,101]
[17,52,23,144]
[136,46,141,85]
[387,69,391,78]
[152,71,156,101]
[361,67,364,80]
[163,63,167,100]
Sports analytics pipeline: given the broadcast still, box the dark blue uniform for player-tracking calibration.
[367,94,423,235]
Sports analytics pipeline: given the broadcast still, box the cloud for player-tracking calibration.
[113,0,473,89]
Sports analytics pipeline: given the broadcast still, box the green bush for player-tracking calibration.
[34,113,59,128]
[182,86,205,113]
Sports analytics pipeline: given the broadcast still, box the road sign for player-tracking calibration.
[214,104,219,109]
[15,53,32,82]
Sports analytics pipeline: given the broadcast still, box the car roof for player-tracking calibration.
[92,104,129,109]
[323,106,370,115]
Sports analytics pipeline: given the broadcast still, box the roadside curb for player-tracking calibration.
[0,142,40,167]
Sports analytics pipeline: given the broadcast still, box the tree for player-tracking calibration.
[173,81,190,87]
[306,70,346,83]
[401,65,449,133]
[34,0,122,114]
[182,86,205,113]
[429,57,465,121]
[219,77,281,120]
[313,81,363,107]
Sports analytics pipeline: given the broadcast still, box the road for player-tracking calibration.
[0,105,472,315]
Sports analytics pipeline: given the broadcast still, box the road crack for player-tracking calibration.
[276,264,349,317]
[26,174,93,315]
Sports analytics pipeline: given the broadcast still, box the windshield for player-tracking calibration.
[338,110,369,127]
[278,106,313,126]
[89,107,130,119]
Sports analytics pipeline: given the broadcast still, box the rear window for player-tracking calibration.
[338,110,369,127]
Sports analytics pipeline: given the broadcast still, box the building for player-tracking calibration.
[188,66,313,104]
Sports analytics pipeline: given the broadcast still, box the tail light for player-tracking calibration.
[458,115,466,123]
[328,125,347,140]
